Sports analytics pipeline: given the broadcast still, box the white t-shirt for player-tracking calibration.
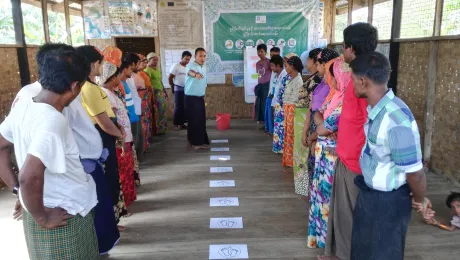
[170,63,187,90]
[127,76,142,116]
[0,98,97,217]
[12,82,103,160]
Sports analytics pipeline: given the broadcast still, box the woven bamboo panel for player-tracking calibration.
[27,47,39,83]
[0,48,21,123]
[164,85,253,120]
[397,42,429,145]
[431,40,460,182]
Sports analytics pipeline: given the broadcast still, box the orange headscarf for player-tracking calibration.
[322,57,339,108]
[102,46,122,68]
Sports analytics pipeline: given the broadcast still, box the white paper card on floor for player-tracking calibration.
[210,155,231,161]
[210,167,234,173]
[211,147,230,152]
[209,244,249,259]
[210,197,239,207]
[210,217,243,229]
[211,139,229,143]
[210,180,236,187]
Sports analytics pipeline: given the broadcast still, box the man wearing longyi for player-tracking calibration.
[185,48,210,150]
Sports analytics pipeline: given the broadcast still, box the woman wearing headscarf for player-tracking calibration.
[282,55,304,170]
[293,48,322,199]
[304,49,339,201]
[272,53,296,154]
[145,52,168,135]
[100,53,137,214]
[307,56,346,249]
[136,54,152,153]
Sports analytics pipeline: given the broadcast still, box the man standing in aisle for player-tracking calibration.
[349,51,428,259]
[124,53,144,161]
[254,44,272,128]
[0,48,99,259]
[185,48,209,150]
[169,51,192,131]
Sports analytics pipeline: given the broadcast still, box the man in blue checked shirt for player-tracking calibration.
[349,52,430,260]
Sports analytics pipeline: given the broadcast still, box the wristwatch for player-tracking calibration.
[12,184,19,196]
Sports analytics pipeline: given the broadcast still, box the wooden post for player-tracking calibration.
[11,0,31,87]
[423,41,439,167]
[423,0,444,166]
[331,0,337,42]
[42,0,50,43]
[388,0,403,94]
[64,0,72,45]
[433,0,444,37]
[368,0,374,24]
[348,0,353,25]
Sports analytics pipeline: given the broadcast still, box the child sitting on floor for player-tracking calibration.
[426,192,460,231]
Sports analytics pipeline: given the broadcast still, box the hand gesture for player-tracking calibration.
[41,207,74,229]
[329,132,338,141]
[196,73,204,80]
[425,218,438,226]
[13,199,22,220]
[302,134,308,147]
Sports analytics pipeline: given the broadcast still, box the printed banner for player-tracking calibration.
[132,0,159,36]
[158,0,203,87]
[204,0,319,74]
[83,0,158,38]
[108,1,135,35]
[213,12,308,62]
[83,1,111,39]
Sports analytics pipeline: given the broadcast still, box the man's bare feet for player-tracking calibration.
[317,255,339,260]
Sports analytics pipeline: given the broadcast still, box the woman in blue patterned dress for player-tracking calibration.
[307,57,349,248]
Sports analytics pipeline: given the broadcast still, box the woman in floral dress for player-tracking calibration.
[307,57,348,249]
[294,48,322,199]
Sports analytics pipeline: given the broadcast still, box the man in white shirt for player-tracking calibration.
[124,53,144,161]
[169,51,192,130]
[0,47,99,259]
[12,43,120,255]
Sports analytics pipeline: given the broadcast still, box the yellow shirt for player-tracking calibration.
[80,80,115,124]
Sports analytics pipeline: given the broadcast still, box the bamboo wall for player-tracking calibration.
[396,42,430,145]
[397,40,460,183]
[0,47,22,123]
[430,40,460,182]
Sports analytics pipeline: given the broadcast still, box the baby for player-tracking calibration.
[426,192,460,231]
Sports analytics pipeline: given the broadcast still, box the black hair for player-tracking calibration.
[39,49,90,94]
[75,45,103,64]
[270,47,280,53]
[257,44,267,52]
[182,51,192,58]
[329,62,335,78]
[308,48,322,63]
[270,55,284,68]
[122,52,140,66]
[349,51,391,85]
[195,47,206,55]
[36,43,74,68]
[318,48,339,64]
[344,22,378,55]
[446,192,460,208]
[287,56,304,73]
[105,67,121,84]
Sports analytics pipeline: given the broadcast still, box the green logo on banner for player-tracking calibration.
[213,12,309,61]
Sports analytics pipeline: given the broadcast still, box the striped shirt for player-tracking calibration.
[121,81,139,123]
[360,89,423,192]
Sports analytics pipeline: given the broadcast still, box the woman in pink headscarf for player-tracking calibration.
[307,57,350,249]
